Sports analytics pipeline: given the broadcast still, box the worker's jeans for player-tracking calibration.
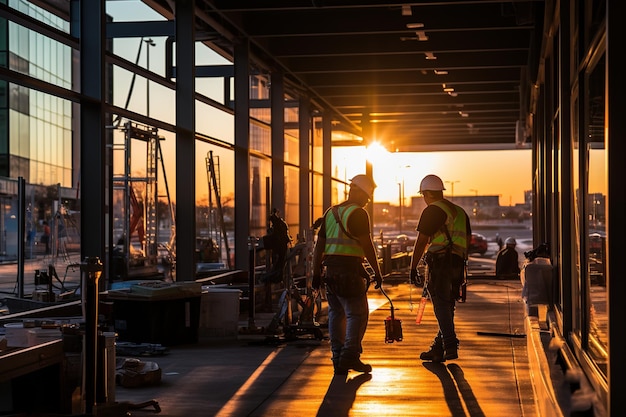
[431,293,457,349]
[326,286,369,361]
[427,252,464,349]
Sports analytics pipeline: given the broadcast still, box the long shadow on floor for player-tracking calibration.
[316,373,372,417]
[423,362,486,417]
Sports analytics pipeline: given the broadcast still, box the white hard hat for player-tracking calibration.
[505,237,516,245]
[350,175,376,199]
[419,174,446,192]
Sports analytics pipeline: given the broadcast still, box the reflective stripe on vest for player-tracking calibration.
[427,200,468,257]
[324,204,366,257]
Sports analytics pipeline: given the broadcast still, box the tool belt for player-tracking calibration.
[324,265,369,298]
[425,251,465,302]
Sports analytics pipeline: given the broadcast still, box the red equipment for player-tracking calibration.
[381,286,403,343]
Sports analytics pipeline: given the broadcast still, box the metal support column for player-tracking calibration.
[322,112,332,211]
[298,96,311,238]
[175,0,196,281]
[361,113,374,232]
[79,0,106,266]
[271,70,285,215]
[82,257,102,415]
[607,1,626,414]
[558,0,573,337]
[234,38,251,270]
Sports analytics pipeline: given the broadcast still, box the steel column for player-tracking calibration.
[234,39,251,269]
[271,70,285,214]
[175,0,196,281]
[79,0,106,265]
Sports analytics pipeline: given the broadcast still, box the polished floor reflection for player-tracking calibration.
[115,278,536,417]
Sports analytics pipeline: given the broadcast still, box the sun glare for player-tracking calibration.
[365,142,390,165]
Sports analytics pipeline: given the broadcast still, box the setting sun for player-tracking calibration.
[333,146,531,206]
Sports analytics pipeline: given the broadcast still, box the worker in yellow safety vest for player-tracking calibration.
[409,174,471,363]
[312,174,383,375]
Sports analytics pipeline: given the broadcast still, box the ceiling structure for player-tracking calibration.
[154,1,545,152]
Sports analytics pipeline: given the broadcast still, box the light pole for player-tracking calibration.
[398,182,402,232]
[445,180,460,200]
[469,188,478,197]
[398,165,410,233]
[144,38,156,117]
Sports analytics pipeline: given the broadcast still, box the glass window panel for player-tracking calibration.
[584,51,607,375]
[312,172,323,221]
[200,144,234,267]
[284,132,299,165]
[145,82,175,124]
[7,21,71,89]
[195,100,234,145]
[18,111,28,158]
[250,121,270,154]
[312,116,323,173]
[250,156,271,239]
[284,165,300,239]
[196,78,226,105]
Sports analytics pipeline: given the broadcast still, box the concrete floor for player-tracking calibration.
[113,277,537,417]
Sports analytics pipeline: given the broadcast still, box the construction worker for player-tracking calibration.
[495,237,521,279]
[312,174,383,375]
[409,174,471,363]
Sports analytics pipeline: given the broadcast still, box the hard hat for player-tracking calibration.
[350,175,376,199]
[505,237,516,245]
[419,174,446,192]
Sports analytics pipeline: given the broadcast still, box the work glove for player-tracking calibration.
[374,274,383,289]
[410,268,423,286]
[312,274,322,290]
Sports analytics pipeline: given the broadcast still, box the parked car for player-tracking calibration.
[469,233,488,256]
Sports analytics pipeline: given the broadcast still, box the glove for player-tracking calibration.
[410,268,423,286]
[374,274,383,290]
[312,274,321,290]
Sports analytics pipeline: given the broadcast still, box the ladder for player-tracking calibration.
[205,151,231,268]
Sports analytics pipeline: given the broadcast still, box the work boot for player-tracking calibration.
[443,340,459,361]
[420,338,445,363]
[332,358,346,375]
[336,354,372,374]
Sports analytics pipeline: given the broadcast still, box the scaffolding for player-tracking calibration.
[111,121,171,279]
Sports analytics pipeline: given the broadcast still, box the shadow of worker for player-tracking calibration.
[423,362,486,417]
[316,373,372,417]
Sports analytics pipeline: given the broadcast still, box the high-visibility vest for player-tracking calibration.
[324,204,365,257]
[427,200,468,258]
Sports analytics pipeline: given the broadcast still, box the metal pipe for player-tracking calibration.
[17,177,25,298]
[248,237,256,328]
[82,257,103,415]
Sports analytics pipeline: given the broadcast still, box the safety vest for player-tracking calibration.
[323,204,366,257]
[427,200,468,258]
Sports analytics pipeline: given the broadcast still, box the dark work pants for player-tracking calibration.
[431,293,457,349]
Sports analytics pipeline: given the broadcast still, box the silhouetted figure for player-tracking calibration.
[42,221,51,254]
[495,237,520,280]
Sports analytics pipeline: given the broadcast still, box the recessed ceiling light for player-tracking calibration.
[402,5,412,16]
[407,23,424,29]
[425,52,437,60]
[444,87,454,92]
[434,70,448,75]
[416,31,429,41]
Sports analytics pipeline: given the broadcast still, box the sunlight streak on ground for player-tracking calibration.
[214,349,281,417]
